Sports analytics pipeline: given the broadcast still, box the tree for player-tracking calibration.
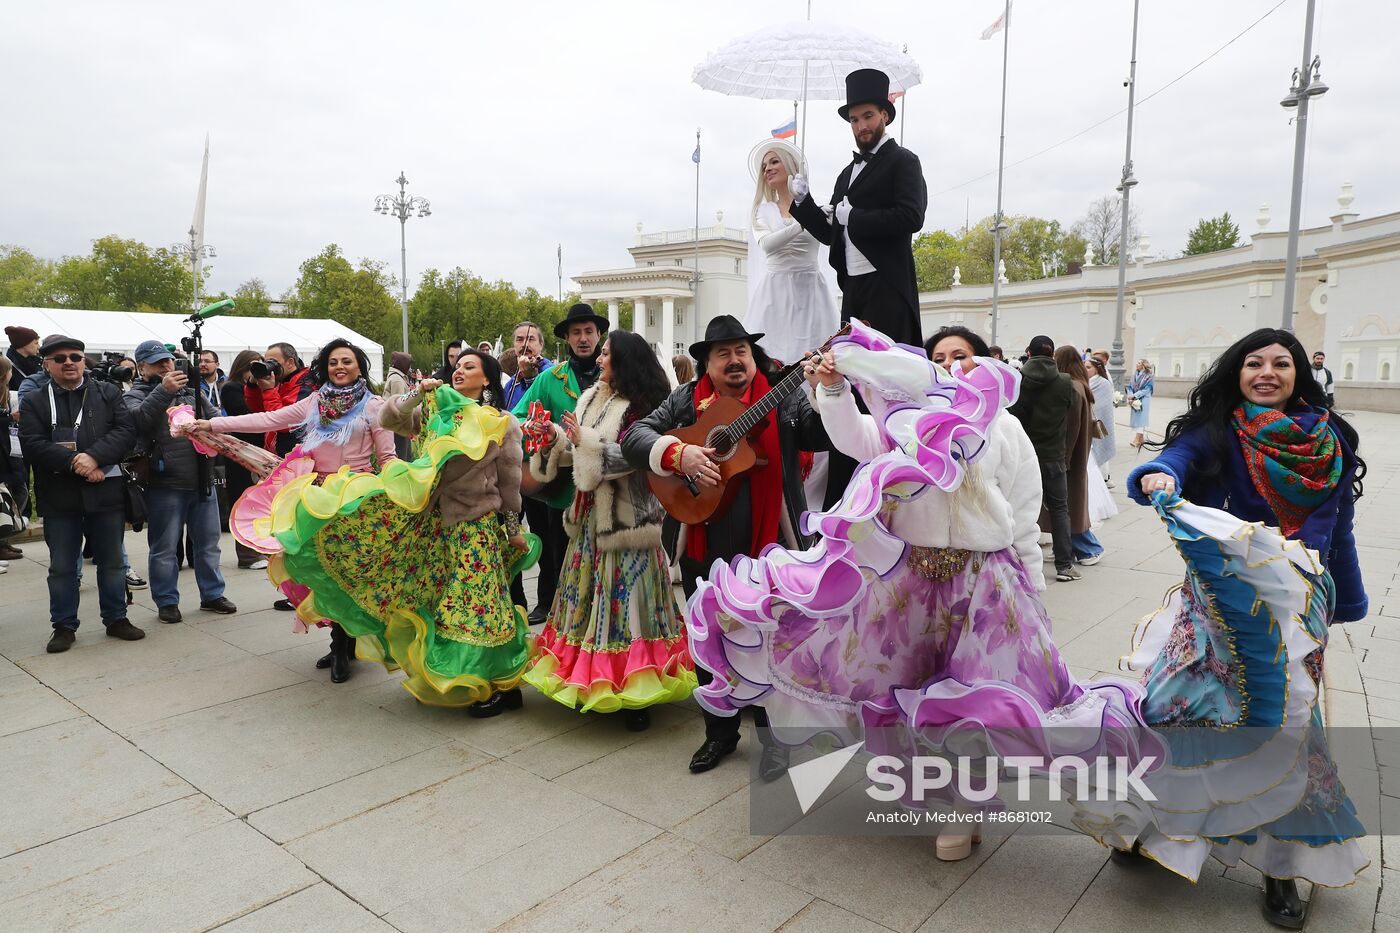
[232,278,273,317]
[913,230,967,291]
[1184,212,1241,255]
[0,245,55,306]
[288,244,355,318]
[1072,196,1140,264]
[90,235,195,312]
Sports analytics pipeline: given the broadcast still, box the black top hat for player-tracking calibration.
[838,68,896,122]
[554,303,610,339]
[688,314,765,360]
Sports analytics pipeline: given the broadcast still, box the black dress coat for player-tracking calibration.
[791,138,928,345]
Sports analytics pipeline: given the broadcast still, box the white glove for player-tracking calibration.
[790,174,809,202]
[835,197,853,225]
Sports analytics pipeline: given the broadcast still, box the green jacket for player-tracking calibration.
[1008,355,1073,465]
[511,360,586,509]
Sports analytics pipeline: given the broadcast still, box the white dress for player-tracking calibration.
[746,200,839,366]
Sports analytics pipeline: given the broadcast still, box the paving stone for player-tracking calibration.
[383,804,660,930]
[1059,856,1275,932]
[353,676,591,758]
[777,899,895,932]
[497,833,814,932]
[671,785,773,861]
[741,827,1006,932]
[247,741,491,843]
[503,700,697,779]
[0,795,231,904]
[0,675,83,737]
[286,758,604,916]
[0,819,315,931]
[552,714,750,828]
[917,831,1106,932]
[17,621,249,699]
[0,717,192,856]
[215,882,393,932]
[126,680,446,815]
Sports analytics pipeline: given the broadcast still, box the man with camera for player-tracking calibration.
[246,342,312,456]
[19,335,145,653]
[124,340,237,624]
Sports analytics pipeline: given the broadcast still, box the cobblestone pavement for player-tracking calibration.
[2,399,1397,931]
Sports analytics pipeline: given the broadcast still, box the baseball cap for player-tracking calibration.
[133,339,175,365]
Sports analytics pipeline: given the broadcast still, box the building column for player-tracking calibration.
[606,299,619,333]
[633,297,647,342]
[661,296,676,363]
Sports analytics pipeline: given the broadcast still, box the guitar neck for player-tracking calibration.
[729,366,805,437]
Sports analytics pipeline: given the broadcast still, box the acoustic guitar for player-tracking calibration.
[649,324,850,524]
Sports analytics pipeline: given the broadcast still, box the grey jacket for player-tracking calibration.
[621,375,830,551]
[123,377,205,490]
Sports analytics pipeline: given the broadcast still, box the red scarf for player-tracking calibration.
[686,371,785,563]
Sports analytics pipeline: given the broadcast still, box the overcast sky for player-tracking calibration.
[3,0,1396,302]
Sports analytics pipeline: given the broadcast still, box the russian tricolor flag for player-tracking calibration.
[771,119,797,140]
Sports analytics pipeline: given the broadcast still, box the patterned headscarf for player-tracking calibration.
[1232,401,1343,536]
[299,378,371,451]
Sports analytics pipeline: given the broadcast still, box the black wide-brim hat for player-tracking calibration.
[688,314,764,360]
[554,302,610,339]
[837,68,896,122]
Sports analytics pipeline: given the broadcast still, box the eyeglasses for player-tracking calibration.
[47,353,85,364]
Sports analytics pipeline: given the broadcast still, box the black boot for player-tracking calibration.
[328,624,352,684]
[622,708,651,732]
[315,652,333,670]
[466,688,524,718]
[1261,877,1305,930]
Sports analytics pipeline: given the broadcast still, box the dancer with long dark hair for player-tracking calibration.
[524,330,696,730]
[187,338,398,683]
[1078,328,1368,928]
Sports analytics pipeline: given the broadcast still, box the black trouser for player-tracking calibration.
[680,480,771,746]
[1039,461,1073,573]
[524,497,566,618]
[840,271,922,347]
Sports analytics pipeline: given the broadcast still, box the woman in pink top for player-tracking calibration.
[188,338,398,683]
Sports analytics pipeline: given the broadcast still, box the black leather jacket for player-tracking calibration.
[622,376,830,550]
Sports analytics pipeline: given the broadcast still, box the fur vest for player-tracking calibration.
[530,381,665,552]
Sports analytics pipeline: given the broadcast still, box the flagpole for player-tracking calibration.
[900,45,908,147]
[989,0,1012,348]
[556,243,562,305]
[693,128,701,314]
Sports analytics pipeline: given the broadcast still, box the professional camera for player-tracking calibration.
[88,351,135,385]
[249,358,281,381]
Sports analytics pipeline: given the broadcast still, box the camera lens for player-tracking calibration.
[250,360,270,380]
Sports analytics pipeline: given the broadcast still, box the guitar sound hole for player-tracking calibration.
[706,428,737,461]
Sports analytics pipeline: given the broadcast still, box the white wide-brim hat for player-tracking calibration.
[748,138,805,182]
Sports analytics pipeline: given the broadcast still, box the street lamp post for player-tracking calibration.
[1279,0,1328,332]
[374,172,431,354]
[1108,0,1141,389]
[173,226,216,311]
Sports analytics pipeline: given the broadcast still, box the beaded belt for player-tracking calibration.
[907,546,971,582]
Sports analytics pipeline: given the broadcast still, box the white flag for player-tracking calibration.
[980,2,1011,40]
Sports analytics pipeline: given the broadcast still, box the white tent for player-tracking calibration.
[1,307,385,378]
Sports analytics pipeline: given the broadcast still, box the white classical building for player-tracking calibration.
[573,214,749,364]
[918,186,1400,412]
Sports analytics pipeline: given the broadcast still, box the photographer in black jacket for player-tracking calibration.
[124,340,237,624]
